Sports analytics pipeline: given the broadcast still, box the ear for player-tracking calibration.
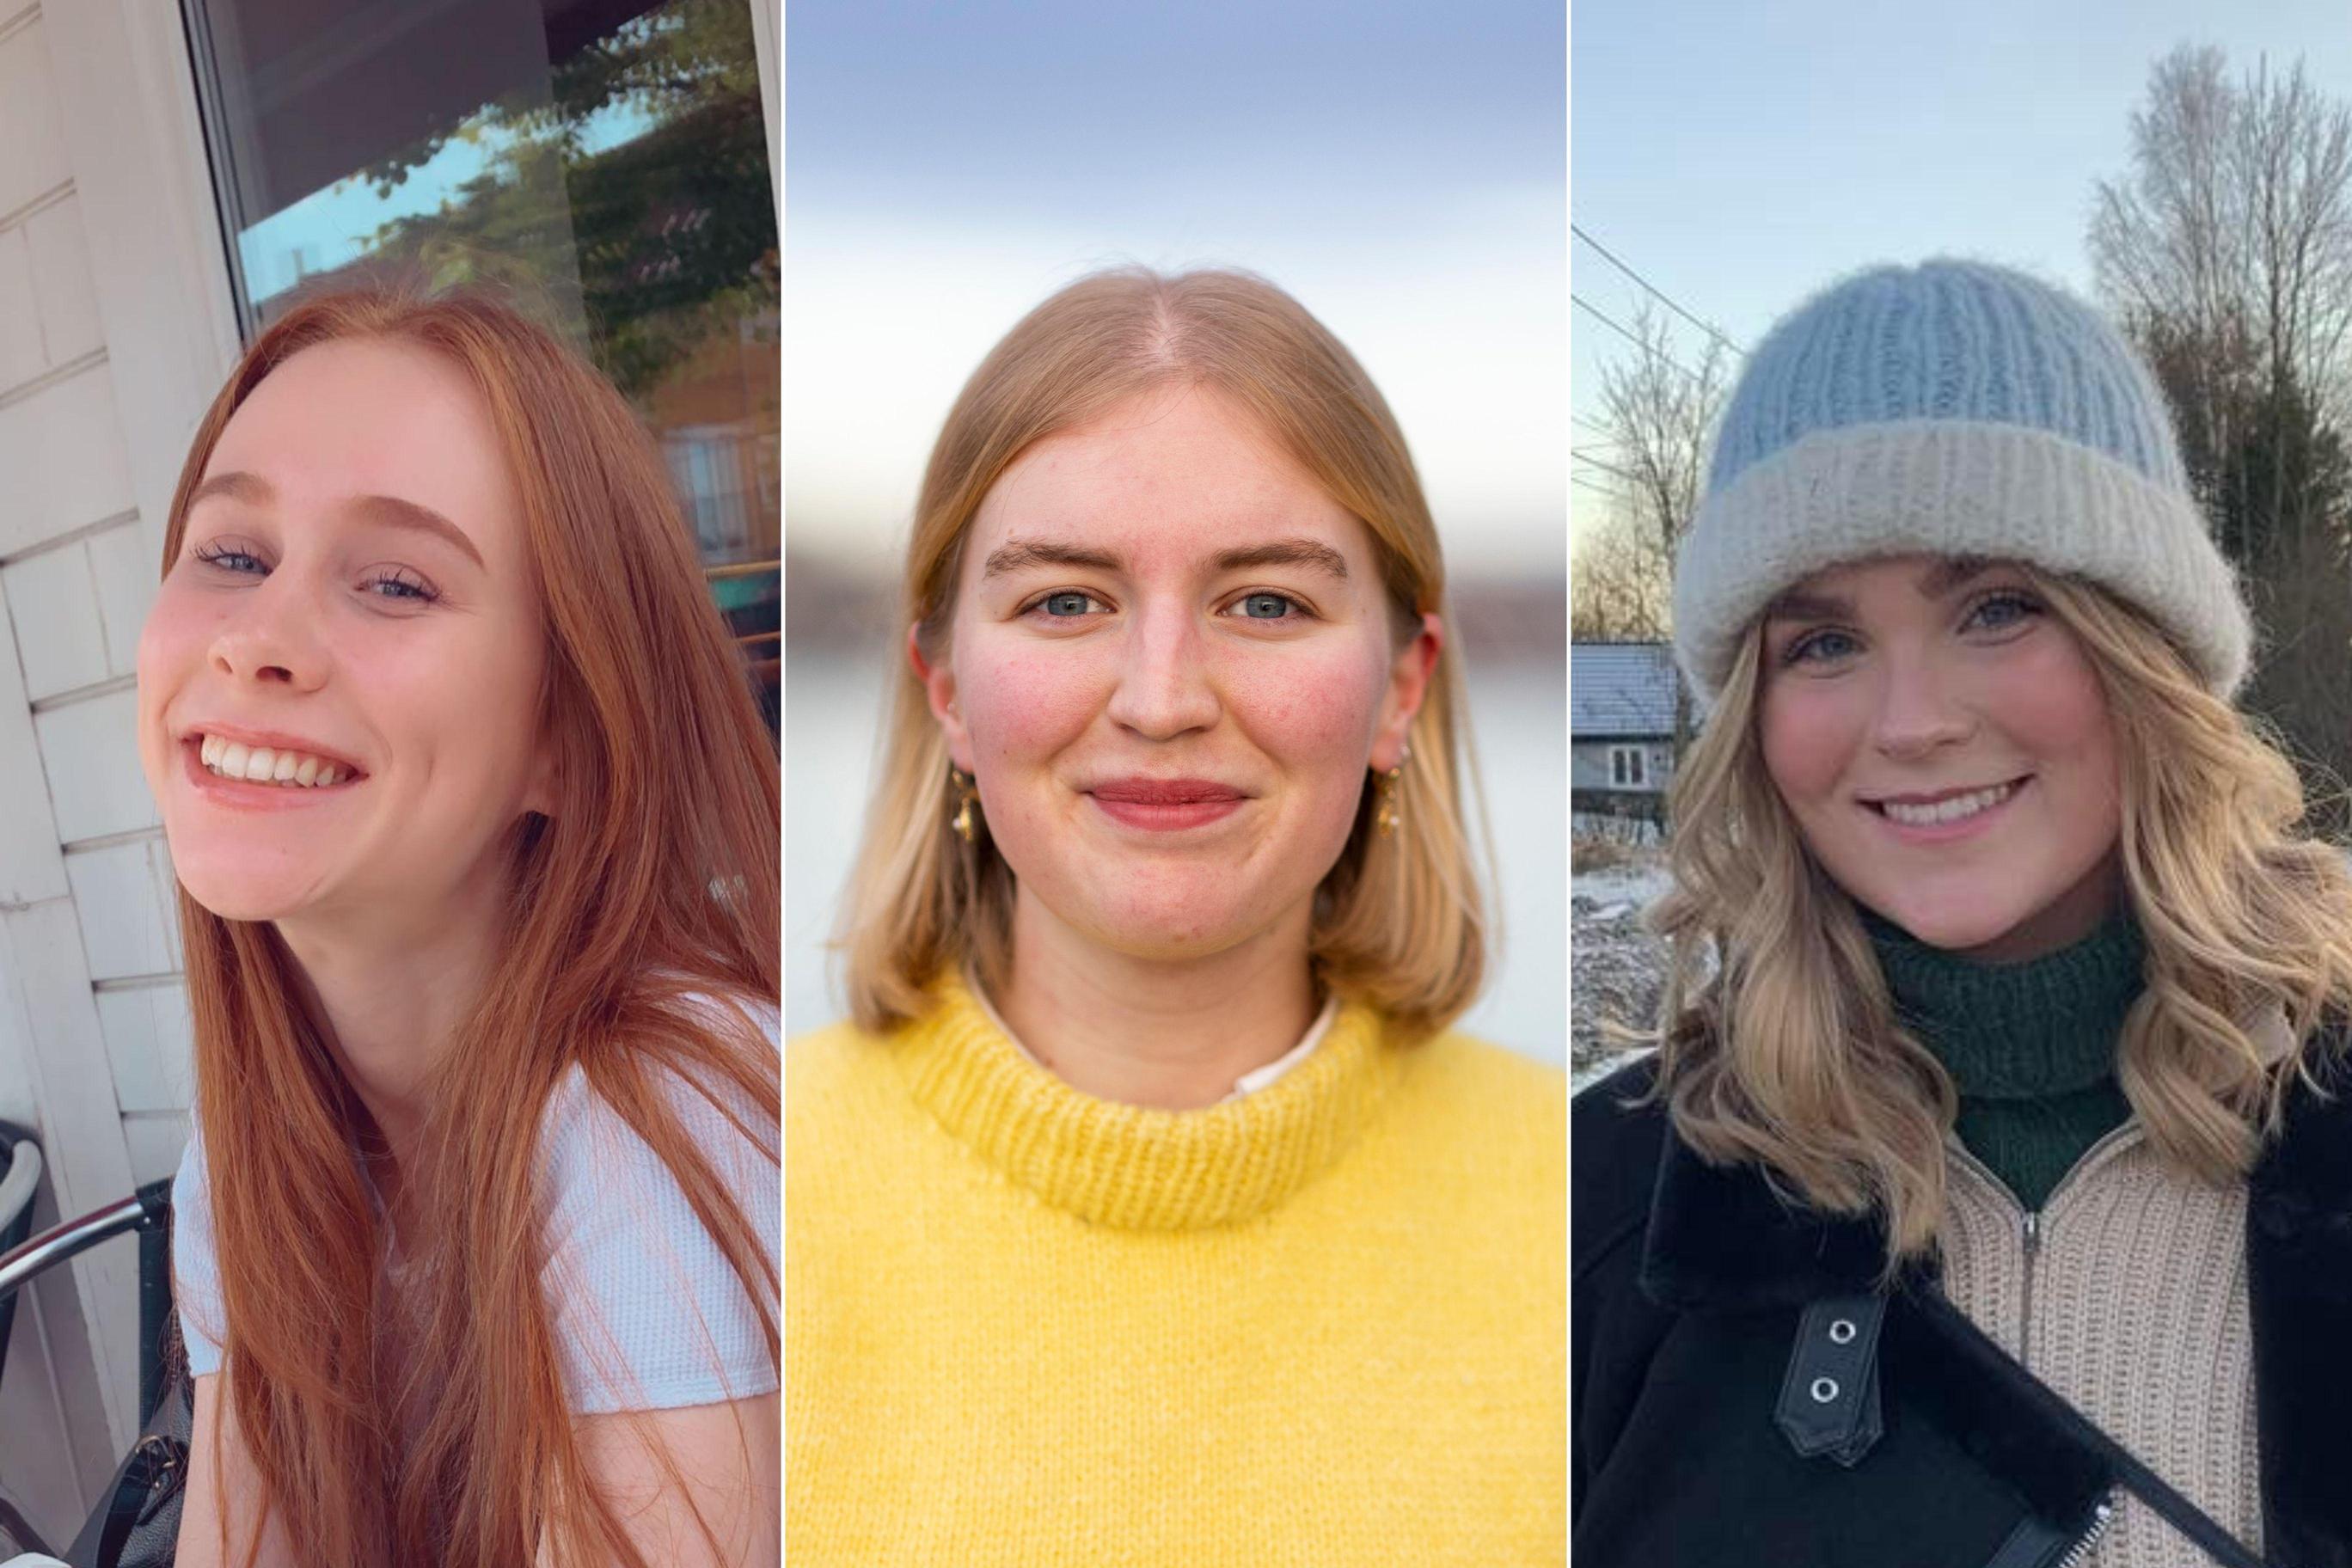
[1370,611,1443,773]
[908,622,976,773]
[523,731,560,820]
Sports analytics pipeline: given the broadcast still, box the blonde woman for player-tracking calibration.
[789,268,1565,1563]
[1573,260,2352,1567]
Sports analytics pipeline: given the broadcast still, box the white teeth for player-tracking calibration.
[195,736,352,789]
[1882,781,2018,827]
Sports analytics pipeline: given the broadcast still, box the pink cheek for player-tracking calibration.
[1758,688,1856,809]
[962,649,1099,766]
[1221,648,1383,760]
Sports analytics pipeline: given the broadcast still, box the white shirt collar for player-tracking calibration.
[965,969,1338,1104]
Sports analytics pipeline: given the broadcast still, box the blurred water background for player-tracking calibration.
[786,0,1565,1064]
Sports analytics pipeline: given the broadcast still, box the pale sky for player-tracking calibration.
[1571,0,2352,545]
[786,0,1567,584]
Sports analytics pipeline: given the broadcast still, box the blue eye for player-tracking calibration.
[1032,591,1106,618]
[365,570,439,604]
[1234,592,1297,620]
[1782,628,1858,665]
[193,543,266,576]
[1966,591,2041,631]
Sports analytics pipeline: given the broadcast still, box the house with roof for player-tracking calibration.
[1571,641,1694,801]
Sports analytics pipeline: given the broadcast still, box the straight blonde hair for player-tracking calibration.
[839,267,1488,1038]
[1648,564,2352,1262]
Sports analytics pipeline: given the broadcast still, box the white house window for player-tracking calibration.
[1609,745,1647,787]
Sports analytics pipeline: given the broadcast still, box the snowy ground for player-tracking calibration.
[1571,846,1675,1092]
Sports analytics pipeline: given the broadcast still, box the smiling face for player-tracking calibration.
[137,336,554,931]
[920,383,1439,967]
[1756,555,2123,963]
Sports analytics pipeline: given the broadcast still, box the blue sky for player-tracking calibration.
[785,0,1568,580]
[1571,0,2352,542]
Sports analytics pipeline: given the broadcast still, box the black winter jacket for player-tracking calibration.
[1571,1055,2352,1568]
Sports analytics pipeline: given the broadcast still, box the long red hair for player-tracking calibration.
[165,286,780,1565]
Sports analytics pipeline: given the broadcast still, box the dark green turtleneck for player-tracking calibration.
[1865,909,2141,1210]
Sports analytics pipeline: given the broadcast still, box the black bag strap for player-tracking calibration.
[1920,1288,2272,1568]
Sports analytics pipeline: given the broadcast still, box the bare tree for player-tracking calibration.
[2092,45,2352,556]
[2091,43,2352,830]
[1571,302,1730,755]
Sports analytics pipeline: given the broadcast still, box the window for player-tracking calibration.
[1609,745,1647,788]
[181,0,780,732]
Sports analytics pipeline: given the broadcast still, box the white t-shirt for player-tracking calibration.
[170,997,780,1414]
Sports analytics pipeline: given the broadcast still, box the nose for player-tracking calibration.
[1870,646,1974,759]
[208,576,328,693]
[1103,599,1221,740]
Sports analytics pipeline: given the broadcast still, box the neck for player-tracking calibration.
[273,869,511,1170]
[995,888,1320,1111]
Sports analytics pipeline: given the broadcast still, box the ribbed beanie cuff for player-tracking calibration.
[1673,418,2251,701]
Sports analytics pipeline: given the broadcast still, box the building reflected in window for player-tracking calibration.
[185,0,780,730]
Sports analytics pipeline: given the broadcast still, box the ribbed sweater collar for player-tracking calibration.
[1865,908,2144,1099]
[891,972,1401,1231]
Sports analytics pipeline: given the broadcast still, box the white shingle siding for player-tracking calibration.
[0,365,138,558]
[34,688,157,844]
[3,539,113,699]
[0,18,68,217]
[95,984,193,1117]
[63,836,178,981]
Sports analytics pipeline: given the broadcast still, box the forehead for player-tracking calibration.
[1769,554,2017,613]
[204,337,523,542]
[964,384,1372,573]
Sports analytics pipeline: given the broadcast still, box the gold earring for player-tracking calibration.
[951,768,980,843]
[1375,762,1405,836]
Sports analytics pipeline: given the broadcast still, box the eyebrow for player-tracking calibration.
[979,536,1350,581]
[1762,558,1994,622]
[981,539,1124,578]
[188,469,487,570]
[1210,539,1350,579]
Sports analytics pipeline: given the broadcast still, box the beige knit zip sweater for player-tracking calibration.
[1936,1008,2288,1568]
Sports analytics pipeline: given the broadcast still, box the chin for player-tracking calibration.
[166,854,317,925]
[1867,893,2027,954]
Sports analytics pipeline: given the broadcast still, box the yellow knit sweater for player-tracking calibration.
[786,976,1565,1565]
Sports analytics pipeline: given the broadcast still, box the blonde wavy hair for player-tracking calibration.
[1648,562,2352,1262]
[838,266,1489,1038]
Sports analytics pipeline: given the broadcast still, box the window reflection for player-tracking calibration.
[186,0,781,732]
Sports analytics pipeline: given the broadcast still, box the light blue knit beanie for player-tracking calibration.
[1670,259,2251,701]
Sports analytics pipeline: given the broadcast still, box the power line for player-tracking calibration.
[1572,224,1744,355]
[1571,474,1618,498]
[1573,414,1618,438]
[1573,294,1708,383]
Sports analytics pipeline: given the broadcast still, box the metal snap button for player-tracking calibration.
[1828,1318,1857,1344]
[1809,1376,1840,1403]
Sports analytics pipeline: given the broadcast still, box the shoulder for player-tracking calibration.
[1400,1028,1565,1133]
[785,1015,883,1093]
[1383,1029,1566,1198]
[1571,1056,1669,1279]
[539,990,781,1415]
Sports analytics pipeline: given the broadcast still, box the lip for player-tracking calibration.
[1860,775,2030,843]
[178,721,365,776]
[175,724,368,810]
[1084,777,1249,832]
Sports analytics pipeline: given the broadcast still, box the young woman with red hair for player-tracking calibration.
[136,288,780,1566]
